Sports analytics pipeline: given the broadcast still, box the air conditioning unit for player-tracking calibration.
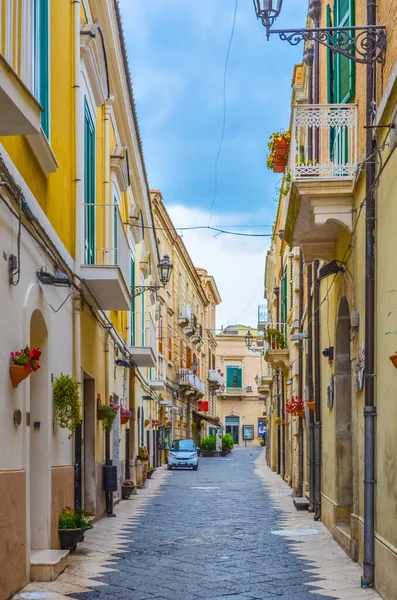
[246,386,253,392]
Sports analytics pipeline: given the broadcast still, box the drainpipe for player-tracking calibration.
[362,0,377,588]
[281,372,285,479]
[307,264,315,512]
[313,259,322,521]
[298,251,304,497]
[73,0,83,508]
[103,98,114,256]
[276,370,281,475]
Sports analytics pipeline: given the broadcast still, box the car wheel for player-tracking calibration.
[193,465,198,471]
[167,465,172,470]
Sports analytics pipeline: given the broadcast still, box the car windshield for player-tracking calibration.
[171,440,196,452]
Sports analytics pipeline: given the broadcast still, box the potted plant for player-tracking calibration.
[53,374,81,438]
[165,420,172,428]
[144,419,150,428]
[151,418,162,428]
[267,131,291,173]
[200,434,216,457]
[263,327,287,349]
[147,467,156,479]
[177,419,183,428]
[285,396,305,419]
[221,434,234,456]
[10,346,41,388]
[120,406,133,425]
[97,402,119,431]
[121,479,136,499]
[58,507,92,552]
[275,416,281,425]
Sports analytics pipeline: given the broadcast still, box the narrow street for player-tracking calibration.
[15,450,380,600]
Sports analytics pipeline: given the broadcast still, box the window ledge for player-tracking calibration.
[26,128,58,176]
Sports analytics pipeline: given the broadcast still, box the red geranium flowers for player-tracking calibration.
[10,346,42,371]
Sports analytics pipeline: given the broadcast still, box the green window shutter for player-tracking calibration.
[141,291,145,346]
[334,0,355,104]
[281,269,287,324]
[34,0,50,137]
[326,5,334,104]
[289,254,293,311]
[84,99,95,265]
[226,367,242,388]
[130,256,135,345]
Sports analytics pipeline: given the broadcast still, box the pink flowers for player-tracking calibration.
[285,396,305,416]
[120,407,133,417]
[10,346,41,371]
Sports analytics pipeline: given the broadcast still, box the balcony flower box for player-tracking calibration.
[267,131,290,173]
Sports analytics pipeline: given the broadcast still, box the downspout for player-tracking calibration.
[276,369,281,475]
[73,0,83,507]
[298,251,304,497]
[307,264,315,512]
[103,98,113,257]
[281,371,285,479]
[362,0,377,588]
[313,259,322,521]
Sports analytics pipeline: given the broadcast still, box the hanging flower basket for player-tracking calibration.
[272,159,287,173]
[144,419,150,428]
[298,409,305,419]
[120,415,129,425]
[120,407,133,425]
[10,346,41,388]
[389,353,397,369]
[10,365,33,388]
[306,400,316,412]
[285,396,305,417]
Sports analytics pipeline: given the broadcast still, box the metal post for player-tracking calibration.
[105,429,115,517]
[362,0,377,588]
[281,373,286,479]
[313,259,322,521]
[276,370,281,475]
[125,428,130,480]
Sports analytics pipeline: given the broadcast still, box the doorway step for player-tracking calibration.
[30,549,69,582]
[293,497,310,511]
[334,522,358,561]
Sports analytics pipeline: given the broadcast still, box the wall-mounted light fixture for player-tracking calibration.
[37,267,71,288]
[132,255,173,297]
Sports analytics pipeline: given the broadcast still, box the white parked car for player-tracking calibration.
[167,439,198,471]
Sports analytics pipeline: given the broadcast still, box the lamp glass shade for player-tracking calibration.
[158,255,173,285]
[245,331,254,348]
[254,0,283,32]
[192,359,198,373]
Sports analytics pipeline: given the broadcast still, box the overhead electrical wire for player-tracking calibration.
[130,222,272,237]
[208,0,239,224]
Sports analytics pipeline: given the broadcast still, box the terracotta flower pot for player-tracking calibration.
[298,409,305,419]
[306,401,316,412]
[274,139,290,157]
[10,365,33,388]
[389,353,397,369]
[272,160,286,173]
[122,485,135,500]
[120,415,130,425]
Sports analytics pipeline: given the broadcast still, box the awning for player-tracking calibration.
[193,411,224,429]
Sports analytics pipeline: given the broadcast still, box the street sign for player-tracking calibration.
[243,425,254,440]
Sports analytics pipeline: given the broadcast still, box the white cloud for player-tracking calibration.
[166,204,268,331]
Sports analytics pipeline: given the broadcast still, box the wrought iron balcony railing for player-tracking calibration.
[291,104,358,180]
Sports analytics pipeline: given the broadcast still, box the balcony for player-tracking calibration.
[81,204,131,310]
[221,387,243,396]
[0,55,42,135]
[285,104,357,262]
[178,368,205,396]
[178,303,191,326]
[129,315,157,368]
[208,370,222,388]
[150,361,167,392]
[191,322,203,345]
[258,305,268,331]
[263,323,289,370]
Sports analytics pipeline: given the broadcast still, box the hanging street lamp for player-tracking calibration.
[253,0,283,38]
[245,330,254,349]
[131,255,173,298]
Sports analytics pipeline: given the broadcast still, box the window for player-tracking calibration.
[281,267,287,324]
[209,349,212,370]
[226,366,242,389]
[84,98,95,265]
[168,325,172,361]
[130,256,135,345]
[158,316,163,355]
[180,340,184,368]
[327,1,355,105]
[171,440,196,452]
[212,354,215,370]
[113,196,118,265]
[186,346,192,370]
[33,0,50,137]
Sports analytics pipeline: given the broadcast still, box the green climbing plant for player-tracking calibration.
[53,374,81,438]
[263,327,287,349]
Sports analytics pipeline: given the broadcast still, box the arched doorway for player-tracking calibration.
[334,297,353,521]
[30,309,51,550]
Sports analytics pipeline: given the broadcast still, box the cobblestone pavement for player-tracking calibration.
[14,448,381,600]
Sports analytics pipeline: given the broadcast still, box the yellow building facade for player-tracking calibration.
[264,1,397,598]
[0,1,171,597]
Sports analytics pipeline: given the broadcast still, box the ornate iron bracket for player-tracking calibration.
[269,25,386,65]
[131,286,161,298]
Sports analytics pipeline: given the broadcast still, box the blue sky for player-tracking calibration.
[119,0,307,329]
